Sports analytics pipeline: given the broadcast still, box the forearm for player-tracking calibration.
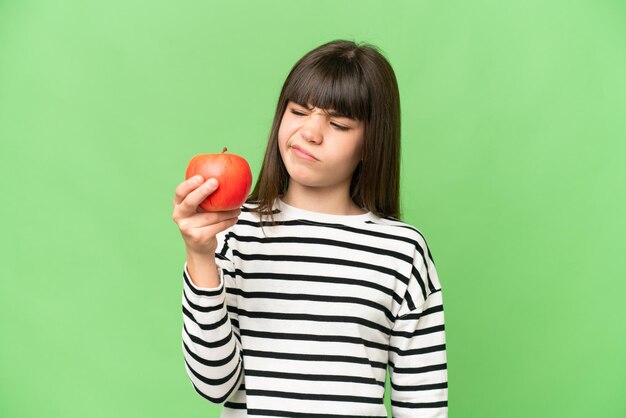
[389,289,448,416]
[181,260,243,403]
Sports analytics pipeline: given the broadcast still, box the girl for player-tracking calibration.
[172,39,448,417]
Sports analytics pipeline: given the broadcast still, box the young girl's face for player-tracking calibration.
[278,100,365,193]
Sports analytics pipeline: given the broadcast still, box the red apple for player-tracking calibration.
[185,147,253,211]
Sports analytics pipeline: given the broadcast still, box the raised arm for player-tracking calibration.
[172,175,243,403]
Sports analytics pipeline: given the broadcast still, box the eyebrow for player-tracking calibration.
[298,103,356,120]
[327,110,354,119]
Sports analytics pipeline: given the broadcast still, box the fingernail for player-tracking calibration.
[207,178,218,188]
[190,175,202,184]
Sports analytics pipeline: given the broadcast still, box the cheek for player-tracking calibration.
[325,149,361,175]
[277,118,293,148]
[277,130,293,167]
[277,130,289,159]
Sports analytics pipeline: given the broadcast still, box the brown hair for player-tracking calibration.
[247,39,401,224]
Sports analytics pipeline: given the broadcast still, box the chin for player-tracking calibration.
[287,173,322,188]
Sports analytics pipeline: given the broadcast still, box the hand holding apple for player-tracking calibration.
[185,148,253,212]
[171,148,251,256]
[172,177,240,256]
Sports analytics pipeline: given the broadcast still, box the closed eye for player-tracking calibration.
[331,123,349,131]
[290,109,306,116]
[290,109,350,131]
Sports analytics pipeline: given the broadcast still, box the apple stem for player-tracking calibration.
[222,147,228,153]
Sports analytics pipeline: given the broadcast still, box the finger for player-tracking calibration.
[179,208,241,230]
[173,175,205,206]
[190,213,240,239]
[175,177,220,218]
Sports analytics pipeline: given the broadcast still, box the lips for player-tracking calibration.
[291,144,319,161]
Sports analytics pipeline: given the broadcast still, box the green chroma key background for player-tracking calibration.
[1,0,624,417]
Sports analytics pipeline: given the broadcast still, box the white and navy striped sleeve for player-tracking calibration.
[181,230,244,404]
[388,236,449,417]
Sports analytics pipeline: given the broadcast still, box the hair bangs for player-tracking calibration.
[284,59,370,122]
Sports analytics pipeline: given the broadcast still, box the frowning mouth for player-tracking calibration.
[291,144,319,161]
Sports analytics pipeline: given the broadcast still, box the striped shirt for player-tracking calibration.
[181,198,448,417]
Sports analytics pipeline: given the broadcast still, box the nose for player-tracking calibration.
[299,115,324,145]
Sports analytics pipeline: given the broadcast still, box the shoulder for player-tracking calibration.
[365,216,433,252]
[368,217,443,315]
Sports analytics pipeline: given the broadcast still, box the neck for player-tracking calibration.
[281,182,366,216]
